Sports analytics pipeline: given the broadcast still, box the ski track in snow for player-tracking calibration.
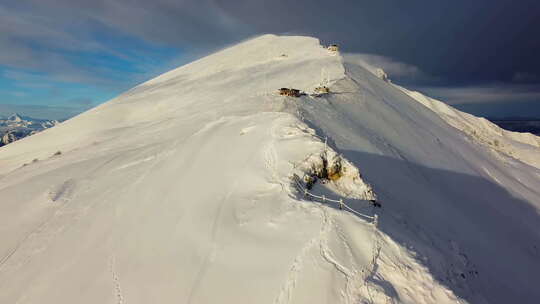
[318,208,375,304]
[186,188,236,304]
[109,255,125,304]
[273,237,318,304]
[269,116,384,303]
[273,200,381,304]
[264,140,286,192]
[0,181,84,274]
[263,142,280,184]
[0,152,124,276]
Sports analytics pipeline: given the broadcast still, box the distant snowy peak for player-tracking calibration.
[0,114,60,147]
[7,113,23,122]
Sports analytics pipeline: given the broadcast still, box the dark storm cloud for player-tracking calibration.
[214,0,540,86]
[1,0,540,114]
[3,0,539,85]
[0,0,250,86]
[420,84,540,104]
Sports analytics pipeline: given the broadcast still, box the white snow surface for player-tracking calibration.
[1,34,539,304]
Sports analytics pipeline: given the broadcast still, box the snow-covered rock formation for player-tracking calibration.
[0,35,539,304]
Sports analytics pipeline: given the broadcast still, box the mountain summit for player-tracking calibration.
[7,113,23,122]
[0,35,539,304]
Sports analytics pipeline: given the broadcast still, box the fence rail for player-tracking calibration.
[292,174,378,224]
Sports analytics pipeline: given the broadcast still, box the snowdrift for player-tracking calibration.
[1,34,539,304]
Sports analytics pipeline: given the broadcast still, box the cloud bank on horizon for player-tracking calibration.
[1,0,539,118]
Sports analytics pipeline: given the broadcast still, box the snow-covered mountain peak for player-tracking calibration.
[7,113,23,122]
[143,34,341,87]
[0,35,539,304]
[0,114,60,147]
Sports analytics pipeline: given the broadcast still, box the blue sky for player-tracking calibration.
[0,8,188,118]
[0,40,180,106]
[1,0,539,119]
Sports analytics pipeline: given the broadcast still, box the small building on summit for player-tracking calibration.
[314,86,330,96]
[327,44,339,52]
[278,88,303,97]
[375,68,390,82]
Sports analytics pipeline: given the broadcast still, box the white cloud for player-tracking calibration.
[418,85,540,105]
[343,53,435,83]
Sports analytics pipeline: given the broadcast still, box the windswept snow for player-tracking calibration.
[1,34,539,304]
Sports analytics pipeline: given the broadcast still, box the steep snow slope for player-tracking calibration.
[399,88,540,168]
[300,56,540,303]
[1,35,539,304]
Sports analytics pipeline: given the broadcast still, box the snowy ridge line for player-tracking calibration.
[291,174,377,223]
[310,133,327,141]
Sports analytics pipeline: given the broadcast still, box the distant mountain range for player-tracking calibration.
[0,103,84,121]
[0,113,61,147]
[488,118,540,136]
